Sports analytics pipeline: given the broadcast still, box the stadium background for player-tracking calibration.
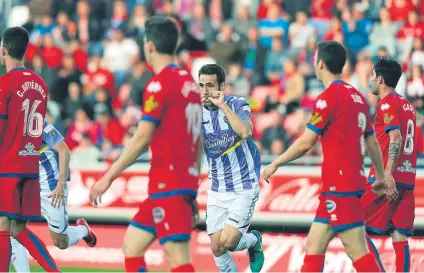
[1,0,424,271]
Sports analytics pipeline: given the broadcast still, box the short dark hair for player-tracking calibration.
[144,15,179,55]
[316,41,347,74]
[198,64,226,86]
[373,57,402,88]
[2,27,29,60]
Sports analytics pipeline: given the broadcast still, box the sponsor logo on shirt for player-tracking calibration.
[153,207,165,223]
[18,142,40,156]
[381,103,390,111]
[144,95,159,113]
[146,81,162,93]
[316,99,327,109]
[384,113,394,124]
[310,112,323,125]
[325,200,336,213]
[396,160,416,174]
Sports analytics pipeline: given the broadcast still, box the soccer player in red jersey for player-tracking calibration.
[263,41,398,272]
[89,15,202,272]
[361,57,417,272]
[0,27,60,272]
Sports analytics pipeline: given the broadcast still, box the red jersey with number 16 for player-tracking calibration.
[0,68,48,177]
[140,64,202,199]
[368,92,417,189]
[307,80,374,195]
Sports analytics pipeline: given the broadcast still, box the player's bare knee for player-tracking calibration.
[51,232,69,250]
[10,220,27,237]
[211,240,226,256]
[219,234,238,251]
[0,216,11,231]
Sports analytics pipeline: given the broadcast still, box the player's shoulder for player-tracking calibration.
[226,95,248,107]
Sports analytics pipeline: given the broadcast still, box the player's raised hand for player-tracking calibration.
[49,183,66,208]
[262,163,278,183]
[89,177,113,206]
[208,90,226,108]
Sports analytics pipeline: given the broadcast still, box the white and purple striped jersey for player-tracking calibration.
[202,96,261,192]
[39,120,70,192]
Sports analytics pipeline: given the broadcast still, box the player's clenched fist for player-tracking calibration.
[262,163,278,183]
[208,90,226,108]
[89,177,113,206]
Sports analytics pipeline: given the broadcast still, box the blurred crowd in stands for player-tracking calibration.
[2,0,424,163]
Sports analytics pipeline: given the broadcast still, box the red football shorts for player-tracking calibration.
[361,183,414,236]
[314,193,365,232]
[130,195,193,244]
[0,177,41,221]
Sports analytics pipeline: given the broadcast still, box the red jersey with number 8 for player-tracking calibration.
[140,64,202,198]
[0,68,48,177]
[307,80,374,194]
[368,92,417,188]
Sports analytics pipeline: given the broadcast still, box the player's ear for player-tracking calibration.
[220,82,226,91]
[145,40,154,53]
[377,76,383,85]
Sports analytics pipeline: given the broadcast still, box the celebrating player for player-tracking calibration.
[89,15,202,272]
[198,64,264,273]
[0,27,59,272]
[10,119,97,272]
[361,57,417,272]
[262,41,398,272]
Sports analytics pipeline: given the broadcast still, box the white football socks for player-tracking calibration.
[213,251,238,272]
[10,237,30,272]
[66,225,88,248]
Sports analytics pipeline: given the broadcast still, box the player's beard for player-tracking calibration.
[369,80,379,96]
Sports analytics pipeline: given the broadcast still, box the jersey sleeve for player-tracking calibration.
[140,78,168,126]
[379,99,400,133]
[43,120,64,149]
[233,97,252,121]
[306,91,335,135]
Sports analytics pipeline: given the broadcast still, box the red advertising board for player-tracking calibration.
[26,224,424,272]
[67,167,424,219]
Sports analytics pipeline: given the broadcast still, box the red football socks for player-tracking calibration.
[125,256,147,272]
[171,263,195,272]
[15,228,60,272]
[393,241,410,272]
[353,253,382,272]
[366,235,385,272]
[300,254,325,272]
[0,231,11,272]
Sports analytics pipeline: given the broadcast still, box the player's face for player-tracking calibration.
[370,70,380,95]
[0,40,5,66]
[143,37,152,64]
[198,74,220,107]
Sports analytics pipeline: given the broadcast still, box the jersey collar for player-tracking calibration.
[9,66,27,71]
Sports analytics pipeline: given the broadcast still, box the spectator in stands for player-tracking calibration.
[66,108,103,150]
[265,37,289,84]
[63,82,83,126]
[103,26,139,88]
[82,54,117,99]
[323,16,342,41]
[407,65,424,98]
[388,0,417,21]
[31,15,55,40]
[40,34,64,70]
[260,111,287,155]
[71,133,102,163]
[129,60,154,107]
[397,9,424,40]
[185,2,215,50]
[279,58,305,114]
[258,4,289,48]
[125,5,149,38]
[233,5,256,40]
[410,38,424,68]
[53,11,77,48]
[108,0,128,33]
[350,52,374,96]
[227,63,250,97]
[257,0,280,20]
[52,54,81,104]
[75,0,105,55]
[96,107,124,147]
[28,0,54,18]
[243,26,267,86]
[209,22,241,70]
[205,0,234,28]
[31,54,56,92]
[70,40,88,73]
[288,10,315,51]
[298,38,317,77]
[367,7,398,56]
[310,0,334,20]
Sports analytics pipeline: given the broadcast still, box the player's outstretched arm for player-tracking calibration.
[385,129,402,174]
[50,141,71,208]
[262,129,318,182]
[89,121,154,205]
[365,134,398,200]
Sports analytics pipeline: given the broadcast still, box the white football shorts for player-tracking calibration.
[40,182,69,234]
[206,188,259,235]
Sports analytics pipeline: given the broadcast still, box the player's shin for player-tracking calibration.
[125,256,147,272]
[66,225,88,247]
[0,231,11,272]
[393,241,410,272]
[10,238,30,272]
[366,235,385,272]
[14,228,60,272]
[353,253,382,272]
[213,252,238,272]
[300,254,325,272]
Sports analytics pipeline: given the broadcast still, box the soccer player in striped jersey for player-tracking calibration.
[198,64,264,273]
[10,120,97,272]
